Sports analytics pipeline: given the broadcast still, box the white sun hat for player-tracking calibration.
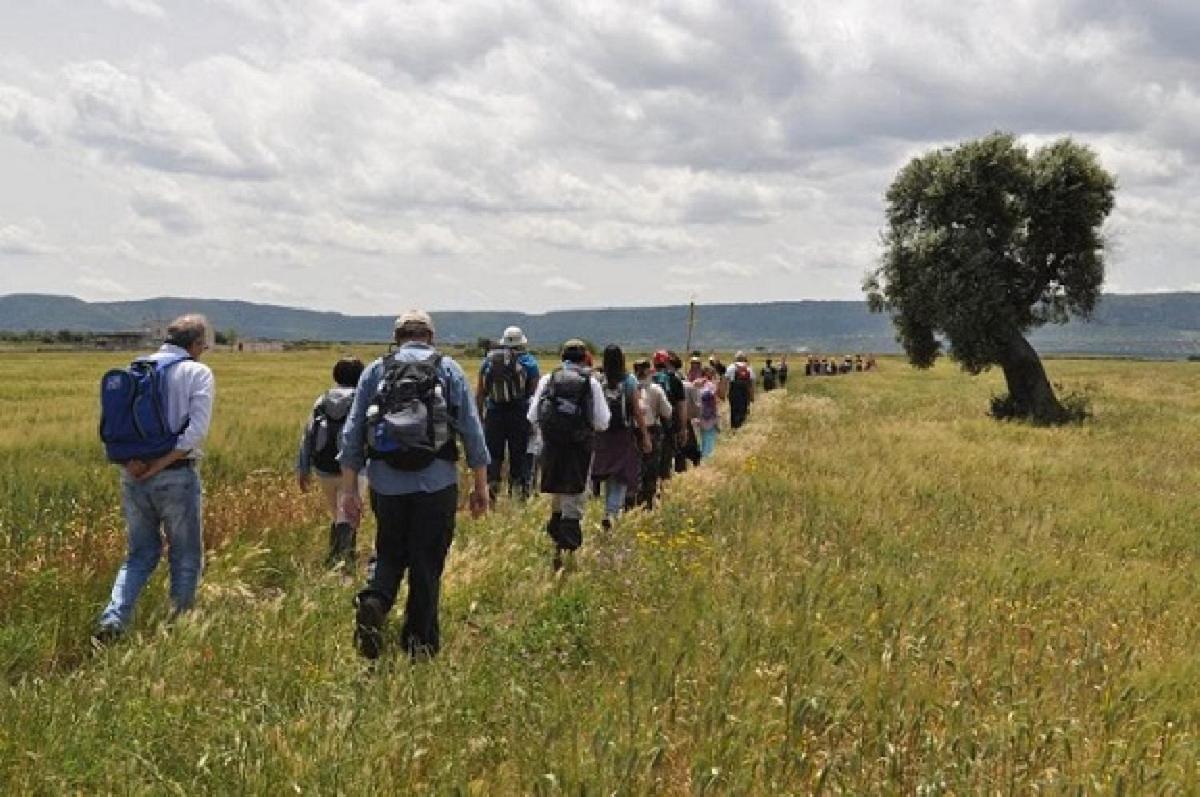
[501,325,528,347]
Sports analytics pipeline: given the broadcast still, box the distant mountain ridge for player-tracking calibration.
[2,292,1199,357]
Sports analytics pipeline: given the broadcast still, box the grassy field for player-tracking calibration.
[2,349,1200,792]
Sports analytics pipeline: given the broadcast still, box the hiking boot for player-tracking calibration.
[91,624,123,649]
[601,515,613,532]
[354,594,385,660]
[327,522,357,569]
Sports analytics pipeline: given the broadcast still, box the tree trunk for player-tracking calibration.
[997,330,1064,424]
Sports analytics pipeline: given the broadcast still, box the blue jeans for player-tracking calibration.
[603,478,627,518]
[99,466,203,630]
[699,427,718,459]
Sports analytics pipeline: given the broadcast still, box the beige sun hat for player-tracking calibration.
[395,309,435,334]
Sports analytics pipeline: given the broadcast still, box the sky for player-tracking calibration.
[0,0,1197,314]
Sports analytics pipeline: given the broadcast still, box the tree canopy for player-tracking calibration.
[865,132,1116,421]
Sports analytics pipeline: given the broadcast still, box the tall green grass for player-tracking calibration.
[2,353,1200,791]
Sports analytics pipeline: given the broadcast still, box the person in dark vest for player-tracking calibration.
[761,359,778,392]
[778,356,789,387]
[651,350,687,483]
[296,356,365,568]
[724,351,755,430]
[528,339,610,572]
[671,352,702,473]
[590,345,651,529]
[632,358,673,509]
[338,310,490,661]
[476,325,540,503]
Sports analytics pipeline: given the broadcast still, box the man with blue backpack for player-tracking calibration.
[94,314,215,644]
[338,310,490,661]
[476,325,539,504]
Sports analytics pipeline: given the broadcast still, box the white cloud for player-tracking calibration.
[0,84,68,146]
[302,214,480,256]
[76,267,130,296]
[63,60,276,179]
[669,260,759,279]
[103,0,167,20]
[512,217,707,255]
[543,275,585,292]
[0,221,55,255]
[129,182,204,235]
[250,279,291,297]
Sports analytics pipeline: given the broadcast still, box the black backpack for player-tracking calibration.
[366,352,458,471]
[603,377,631,430]
[307,388,354,474]
[538,367,594,445]
[484,348,527,405]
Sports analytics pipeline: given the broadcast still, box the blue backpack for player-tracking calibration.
[100,355,191,463]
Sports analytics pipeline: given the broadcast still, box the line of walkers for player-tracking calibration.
[804,353,877,375]
[91,311,774,663]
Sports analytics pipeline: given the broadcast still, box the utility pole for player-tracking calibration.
[684,297,696,354]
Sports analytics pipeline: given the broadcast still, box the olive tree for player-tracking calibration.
[864,133,1116,423]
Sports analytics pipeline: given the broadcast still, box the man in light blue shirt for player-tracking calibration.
[95,314,215,643]
[339,309,489,660]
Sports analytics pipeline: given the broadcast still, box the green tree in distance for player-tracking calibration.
[864,132,1116,424]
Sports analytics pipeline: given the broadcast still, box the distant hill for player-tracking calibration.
[1,292,1198,357]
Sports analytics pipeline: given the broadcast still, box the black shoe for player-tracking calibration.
[91,624,123,648]
[601,516,613,531]
[354,595,385,660]
[328,522,357,569]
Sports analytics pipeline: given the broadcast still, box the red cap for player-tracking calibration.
[653,349,670,366]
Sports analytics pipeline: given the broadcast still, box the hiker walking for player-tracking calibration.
[338,310,490,661]
[528,339,610,571]
[476,326,539,503]
[672,352,702,472]
[94,314,215,643]
[652,350,687,485]
[633,358,672,508]
[590,345,651,529]
[694,366,721,459]
[778,356,789,387]
[724,351,755,430]
[761,358,778,392]
[296,356,366,568]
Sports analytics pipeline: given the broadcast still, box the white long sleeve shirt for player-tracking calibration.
[526,363,611,432]
[637,379,673,428]
[146,344,216,458]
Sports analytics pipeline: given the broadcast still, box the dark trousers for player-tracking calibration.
[674,424,701,473]
[658,426,677,480]
[360,486,457,657]
[485,405,530,495]
[637,428,664,508]
[730,396,750,429]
